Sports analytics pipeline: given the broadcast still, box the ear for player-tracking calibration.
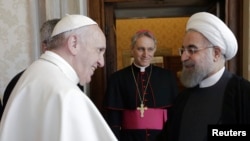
[68,35,78,55]
[41,43,47,53]
[213,46,222,61]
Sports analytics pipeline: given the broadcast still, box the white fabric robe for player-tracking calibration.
[0,51,117,141]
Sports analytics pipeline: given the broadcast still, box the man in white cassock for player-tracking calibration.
[0,15,117,141]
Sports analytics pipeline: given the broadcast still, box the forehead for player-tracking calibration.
[135,36,155,47]
[87,26,106,47]
[183,30,207,47]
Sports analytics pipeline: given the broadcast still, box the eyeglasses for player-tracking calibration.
[178,46,214,56]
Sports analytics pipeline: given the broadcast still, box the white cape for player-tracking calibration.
[0,51,117,141]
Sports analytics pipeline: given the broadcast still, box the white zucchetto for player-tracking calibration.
[51,14,97,37]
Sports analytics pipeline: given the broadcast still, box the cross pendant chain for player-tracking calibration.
[131,65,152,118]
[137,103,147,118]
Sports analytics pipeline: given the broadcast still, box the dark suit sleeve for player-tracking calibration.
[104,110,122,140]
[222,75,250,124]
[0,99,3,121]
[1,70,24,120]
[103,73,123,140]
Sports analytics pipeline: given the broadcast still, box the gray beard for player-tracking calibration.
[180,55,214,88]
[180,68,207,88]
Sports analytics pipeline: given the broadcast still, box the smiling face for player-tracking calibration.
[180,30,215,87]
[131,36,156,67]
[73,25,106,85]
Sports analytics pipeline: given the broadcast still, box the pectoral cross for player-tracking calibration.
[137,103,147,118]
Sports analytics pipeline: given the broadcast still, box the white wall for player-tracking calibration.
[0,1,36,99]
[0,0,88,100]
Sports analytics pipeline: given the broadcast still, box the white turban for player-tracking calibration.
[186,12,238,60]
[51,14,97,37]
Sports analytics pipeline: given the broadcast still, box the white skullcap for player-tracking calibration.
[186,12,238,60]
[51,14,97,37]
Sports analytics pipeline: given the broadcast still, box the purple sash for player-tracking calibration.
[122,108,167,129]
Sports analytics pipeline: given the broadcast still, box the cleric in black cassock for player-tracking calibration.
[103,30,178,141]
[156,12,250,141]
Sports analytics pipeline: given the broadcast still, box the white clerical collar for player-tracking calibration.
[40,51,79,85]
[133,62,150,72]
[199,67,225,88]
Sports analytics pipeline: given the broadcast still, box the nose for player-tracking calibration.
[142,49,149,56]
[97,56,105,68]
[181,51,190,62]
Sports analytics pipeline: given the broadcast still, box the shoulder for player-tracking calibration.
[152,65,168,71]
[3,70,25,104]
[226,74,250,94]
[229,74,250,86]
[106,66,132,84]
[110,65,131,77]
[6,70,25,87]
[152,65,175,76]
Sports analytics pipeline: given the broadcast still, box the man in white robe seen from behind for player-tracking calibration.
[0,14,117,141]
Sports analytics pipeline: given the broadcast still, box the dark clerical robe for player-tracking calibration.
[157,70,250,141]
[103,64,178,141]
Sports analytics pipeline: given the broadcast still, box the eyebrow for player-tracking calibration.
[182,44,198,49]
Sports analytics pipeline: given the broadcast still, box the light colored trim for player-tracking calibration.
[243,0,250,80]
[29,0,41,60]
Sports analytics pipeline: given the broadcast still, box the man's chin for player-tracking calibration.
[85,77,91,84]
[183,66,195,72]
[79,79,89,86]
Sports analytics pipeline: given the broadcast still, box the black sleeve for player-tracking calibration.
[0,99,3,121]
[1,70,24,120]
[105,110,122,140]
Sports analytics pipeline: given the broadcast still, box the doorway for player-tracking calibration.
[88,0,242,113]
[105,0,223,77]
